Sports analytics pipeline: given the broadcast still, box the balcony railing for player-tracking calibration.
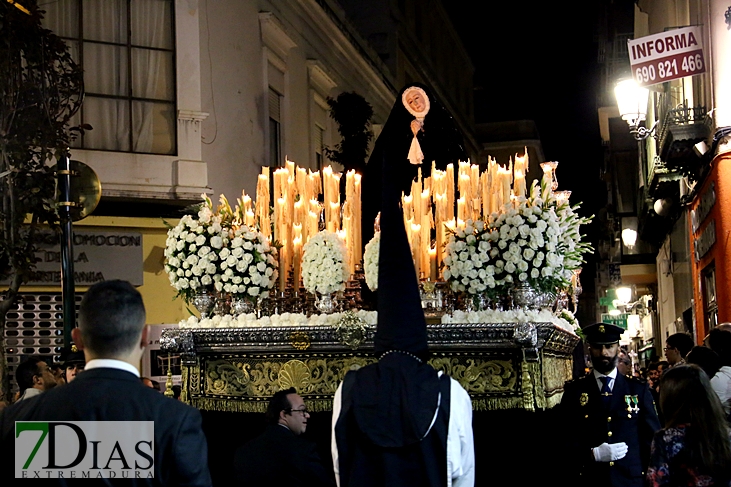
[657,102,708,151]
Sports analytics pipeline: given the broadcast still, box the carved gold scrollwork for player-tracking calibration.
[521,361,535,412]
[189,358,201,396]
[290,332,311,350]
[278,360,311,391]
[181,365,189,403]
[429,357,517,394]
[197,353,536,412]
[202,355,379,399]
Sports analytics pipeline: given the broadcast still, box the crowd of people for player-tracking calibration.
[562,324,731,487]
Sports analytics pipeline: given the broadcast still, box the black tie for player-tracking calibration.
[600,376,612,407]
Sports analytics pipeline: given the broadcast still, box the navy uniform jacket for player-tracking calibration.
[560,371,661,487]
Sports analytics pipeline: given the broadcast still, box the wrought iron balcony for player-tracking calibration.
[651,102,710,192]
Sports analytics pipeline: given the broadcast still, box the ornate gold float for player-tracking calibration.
[160,322,579,413]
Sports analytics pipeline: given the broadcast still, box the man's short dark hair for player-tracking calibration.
[618,352,632,367]
[265,387,297,424]
[15,357,44,392]
[666,333,695,358]
[79,280,146,357]
[708,328,731,366]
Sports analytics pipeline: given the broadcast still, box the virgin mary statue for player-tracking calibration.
[361,82,467,252]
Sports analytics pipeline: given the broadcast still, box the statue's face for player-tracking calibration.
[405,91,427,114]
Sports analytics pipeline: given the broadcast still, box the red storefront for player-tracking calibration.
[689,152,731,341]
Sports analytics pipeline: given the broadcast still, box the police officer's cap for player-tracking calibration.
[581,322,625,345]
[60,344,85,368]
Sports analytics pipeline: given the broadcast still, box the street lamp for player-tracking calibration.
[614,79,657,140]
[616,286,633,305]
[621,227,638,248]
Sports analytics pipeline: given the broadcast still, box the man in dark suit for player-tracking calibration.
[233,387,336,487]
[561,322,660,487]
[0,280,212,486]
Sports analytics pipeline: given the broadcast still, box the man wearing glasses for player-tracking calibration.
[234,387,336,486]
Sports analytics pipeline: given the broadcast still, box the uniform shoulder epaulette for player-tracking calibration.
[625,375,645,385]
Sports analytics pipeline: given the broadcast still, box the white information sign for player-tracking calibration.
[628,26,705,87]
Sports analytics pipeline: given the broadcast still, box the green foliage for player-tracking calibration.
[324,92,373,174]
[0,1,85,401]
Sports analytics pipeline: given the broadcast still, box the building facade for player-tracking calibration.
[596,0,731,360]
[3,0,477,388]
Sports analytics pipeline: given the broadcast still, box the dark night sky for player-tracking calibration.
[443,2,605,211]
[444,3,606,300]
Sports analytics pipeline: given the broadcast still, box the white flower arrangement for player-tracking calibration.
[443,219,499,296]
[495,178,592,292]
[558,308,579,332]
[179,310,377,329]
[164,195,227,303]
[443,179,592,297]
[363,231,380,291]
[216,225,279,301]
[301,230,349,295]
[441,308,576,334]
[487,193,566,293]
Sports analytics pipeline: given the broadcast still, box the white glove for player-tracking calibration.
[592,442,628,462]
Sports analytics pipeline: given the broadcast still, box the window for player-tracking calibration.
[269,88,282,167]
[42,0,176,155]
[315,125,325,170]
[702,263,718,334]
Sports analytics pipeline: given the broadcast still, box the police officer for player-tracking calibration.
[60,344,86,383]
[560,322,660,487]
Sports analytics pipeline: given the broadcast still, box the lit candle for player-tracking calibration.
[434,193,446,274]
[256,168,270,239]
[342,201,354,275]
[307,210,319,243]
[421,216,430,280]
[294,199,304,226]
[457,197,466,222]
[323,165,333,224]
[293,226,303,291]
[514,168,525,199]
[353,173,362,267]
[446,164,455,220]
[286,158,296,178]
[471,164,480,205]
[411,223,421,279]
[403,193,413,224]
[245,209,255,228]
[329,201,341,233]
[497,165,512,210]
[429,246,437,282]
